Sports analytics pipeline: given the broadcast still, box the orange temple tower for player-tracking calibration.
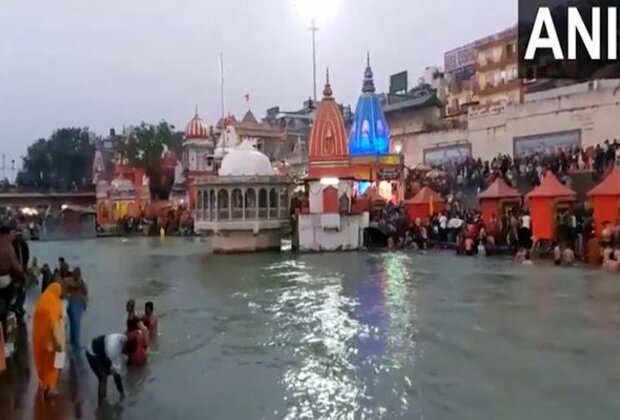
[295,70,369,252]
[307,70,351,180]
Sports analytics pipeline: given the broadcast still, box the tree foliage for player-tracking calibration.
[16,128,95,191]
[114,121,184,200]
[16,122,184,198]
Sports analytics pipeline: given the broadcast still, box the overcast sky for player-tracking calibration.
[0,0,515,171]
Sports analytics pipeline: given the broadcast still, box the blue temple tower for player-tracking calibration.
[348,53,390,156]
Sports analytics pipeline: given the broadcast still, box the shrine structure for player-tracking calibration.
[295,70,370,252]
[193,140,291,253]
[181,110,215,208]
[526,172,576,241]
[587,168,620,234]
[95,157,149,229]
[347,54,404,203]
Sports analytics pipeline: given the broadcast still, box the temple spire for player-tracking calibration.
[323,67,333,98]
[362,52,375,94]
[195,104,199,116]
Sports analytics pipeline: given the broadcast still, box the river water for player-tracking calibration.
[2,238,620,420]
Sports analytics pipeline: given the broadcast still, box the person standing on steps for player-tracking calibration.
[32,282,66,399]
[64,266,88,348]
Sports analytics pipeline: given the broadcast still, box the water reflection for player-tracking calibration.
[263,260,363,419]
[3,238,620,419]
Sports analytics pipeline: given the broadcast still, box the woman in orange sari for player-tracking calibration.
[32,282,65,397]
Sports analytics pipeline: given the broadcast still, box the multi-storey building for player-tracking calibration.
[474,26,521,105]
[444,26,519,116]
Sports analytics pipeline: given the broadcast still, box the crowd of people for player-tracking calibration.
[409,139,620,198]
[379,140,620,266]
[0,227,159,403]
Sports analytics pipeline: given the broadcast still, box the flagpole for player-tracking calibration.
[220,53,225,119]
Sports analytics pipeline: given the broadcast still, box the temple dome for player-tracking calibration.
[185,111,210,140]
[348,53,390,156]
[219,140,275,177]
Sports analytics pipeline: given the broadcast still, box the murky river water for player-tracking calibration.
[2,238,620,419]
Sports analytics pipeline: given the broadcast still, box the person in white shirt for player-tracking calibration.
[85,333,127,401]
[519,211,532,248]
[438,213,448,243]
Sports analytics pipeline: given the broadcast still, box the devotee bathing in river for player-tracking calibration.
[57,257,70,278]
[40,263,53,293]
[32,282,65,399]
[85,333,127,401]
[142,301,158,337]
[562,247,575,266]
[65,266,88,348]
[126,317,148,367]
[126,299,137,330]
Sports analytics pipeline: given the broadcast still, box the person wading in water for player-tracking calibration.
[65,266,88,348]
[125,299,137,331]
[85,333,127,401]
[126,317,148,367]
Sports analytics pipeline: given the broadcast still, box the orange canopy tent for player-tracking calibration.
[587,168,620,234]
[405,186,444,221]
[478,178,521,224]
[526,172,576,241]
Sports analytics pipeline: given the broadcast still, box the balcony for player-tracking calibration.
[476,51,518,73]
[474,78,521,96]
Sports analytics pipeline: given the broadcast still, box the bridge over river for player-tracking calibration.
[0,191,96,210]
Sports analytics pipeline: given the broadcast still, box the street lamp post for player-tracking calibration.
[309,17,319,103]
[292,0,338,102]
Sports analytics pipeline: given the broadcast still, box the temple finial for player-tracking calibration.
[362,54,375,94]
[323,67,333,98]
[195,104,199,116]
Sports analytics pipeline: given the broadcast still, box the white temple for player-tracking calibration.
[194,140,291,253]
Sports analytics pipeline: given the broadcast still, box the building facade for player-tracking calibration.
[444,26,518,117]
[474,27,521,105]
[384,84,444,154]
[194,140,291,253]
[399,80,620,166]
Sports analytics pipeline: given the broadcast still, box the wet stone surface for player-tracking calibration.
[1,238,620,419]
